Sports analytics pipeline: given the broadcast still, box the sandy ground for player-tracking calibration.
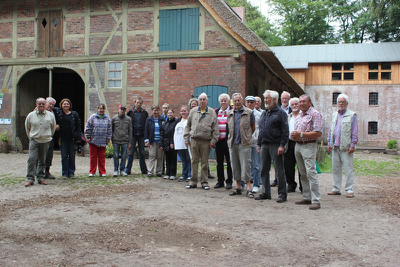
[0,151,399,266]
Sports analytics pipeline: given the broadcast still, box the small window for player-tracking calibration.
[368,121,378,135]
[369,92,378,105]
[108,62,122,88]
[344,63,354,70]
[369,62,378,70]
[381,62,391,70]
[368,72,379,80]
[169,62,177,70]
[332,92,341,105]
[381,72,391,80]
[332,63,342,71]
[332,73,342,80]
[343,73,354,80]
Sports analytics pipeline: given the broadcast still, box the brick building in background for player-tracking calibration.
[271,43,400,147]
[0,0,302,149]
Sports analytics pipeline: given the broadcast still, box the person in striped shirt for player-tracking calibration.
[214,93,233,189]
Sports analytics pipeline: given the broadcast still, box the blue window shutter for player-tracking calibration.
[181,8,200,50]
[159,8,199,51]
[194,85,228,109]
[159,10,181,51]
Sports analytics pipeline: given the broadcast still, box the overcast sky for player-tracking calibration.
[247,0,281,24]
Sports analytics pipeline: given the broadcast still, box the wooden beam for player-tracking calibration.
[197,0,254,51]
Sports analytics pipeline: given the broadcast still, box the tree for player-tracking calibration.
[368,0,400,42]
[268,0,335,45]
[226,0,284,46]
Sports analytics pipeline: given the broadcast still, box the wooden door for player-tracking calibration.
[36,10,64,57]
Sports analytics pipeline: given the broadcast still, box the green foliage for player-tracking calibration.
[225,0,284,45]
[0,131,9,142]
[268,0,335,45]
[387,139,398,150]
[318,155,333,173]
[105,141,114,158]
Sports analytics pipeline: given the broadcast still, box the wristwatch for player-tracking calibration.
[300,132,303,138]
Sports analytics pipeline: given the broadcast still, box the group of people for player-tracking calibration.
[24,90,358,211]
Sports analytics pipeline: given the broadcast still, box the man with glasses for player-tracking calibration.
[290,94,323,210]
[25,98,56,187]
[327,93,358,198]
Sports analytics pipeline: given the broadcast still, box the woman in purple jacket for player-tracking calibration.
[84,103,112,177]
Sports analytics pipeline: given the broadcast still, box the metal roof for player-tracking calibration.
[270,42,400,69]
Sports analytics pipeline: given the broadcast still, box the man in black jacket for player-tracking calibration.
[126,97,148,175]
[255,90,289,203]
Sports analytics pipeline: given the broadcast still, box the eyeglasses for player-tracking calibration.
[299,100,309,103]
[338,101,346,104]
[37,103,45,105]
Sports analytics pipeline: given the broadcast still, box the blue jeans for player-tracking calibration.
[126,135,147,174]
[60,139,76,177]
[114,143,128,172]
[177,149,191,178]
[251,146,261,187]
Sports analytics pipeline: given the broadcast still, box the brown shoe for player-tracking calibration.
[295,199,311,205]
[309,203,321,210]
[25,181,33,187]
[327,191,341,195]
[38,180,47,185]
[346,192,354,198]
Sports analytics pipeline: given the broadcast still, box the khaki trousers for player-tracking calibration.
[190,139,211,186]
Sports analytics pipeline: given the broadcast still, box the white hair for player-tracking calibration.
[46,97,56,104]
[337,93,349,103]
[232,93,243,99]
[263,90,279,102]
[198,92,208,100]
[289,97,299,106]
[219,93,230,102]
[281,91,290,98]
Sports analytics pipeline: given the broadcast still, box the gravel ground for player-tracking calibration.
[0,151,399,266]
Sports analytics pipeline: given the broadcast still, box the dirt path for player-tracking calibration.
[0,152,399,266]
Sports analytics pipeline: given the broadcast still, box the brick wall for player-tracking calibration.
[127,60,154,87]
[307,85,400,147]
[159,57,246,112]
[160,0,197,7]
[17,41,35,58]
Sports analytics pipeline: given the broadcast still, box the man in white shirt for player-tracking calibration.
[25,98,56,187]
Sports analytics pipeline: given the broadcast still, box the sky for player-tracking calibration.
[247,0,279,23]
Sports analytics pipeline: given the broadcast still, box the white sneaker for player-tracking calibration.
[252,186,259,193]
[113,171,118,177]
[101,174,107,177]
[163,175,170,179]
[121,171,128,176]
[186,177,191,182]
[89,173,94,177]
[169,176,175,180]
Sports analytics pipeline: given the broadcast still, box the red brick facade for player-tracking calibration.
[0,0,290,145]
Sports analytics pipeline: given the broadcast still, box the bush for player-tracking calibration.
[387,139,398,150]
[0,131,9,142]
[105,141,114,158]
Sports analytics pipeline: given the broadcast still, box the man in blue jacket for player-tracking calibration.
[255,90,289,203]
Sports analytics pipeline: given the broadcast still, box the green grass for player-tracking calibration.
[0,174,26,186]
[318,155,400,177]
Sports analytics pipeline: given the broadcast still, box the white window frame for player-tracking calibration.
[108,62,122,88]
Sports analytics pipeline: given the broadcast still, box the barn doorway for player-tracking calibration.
[16,67,85,149]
